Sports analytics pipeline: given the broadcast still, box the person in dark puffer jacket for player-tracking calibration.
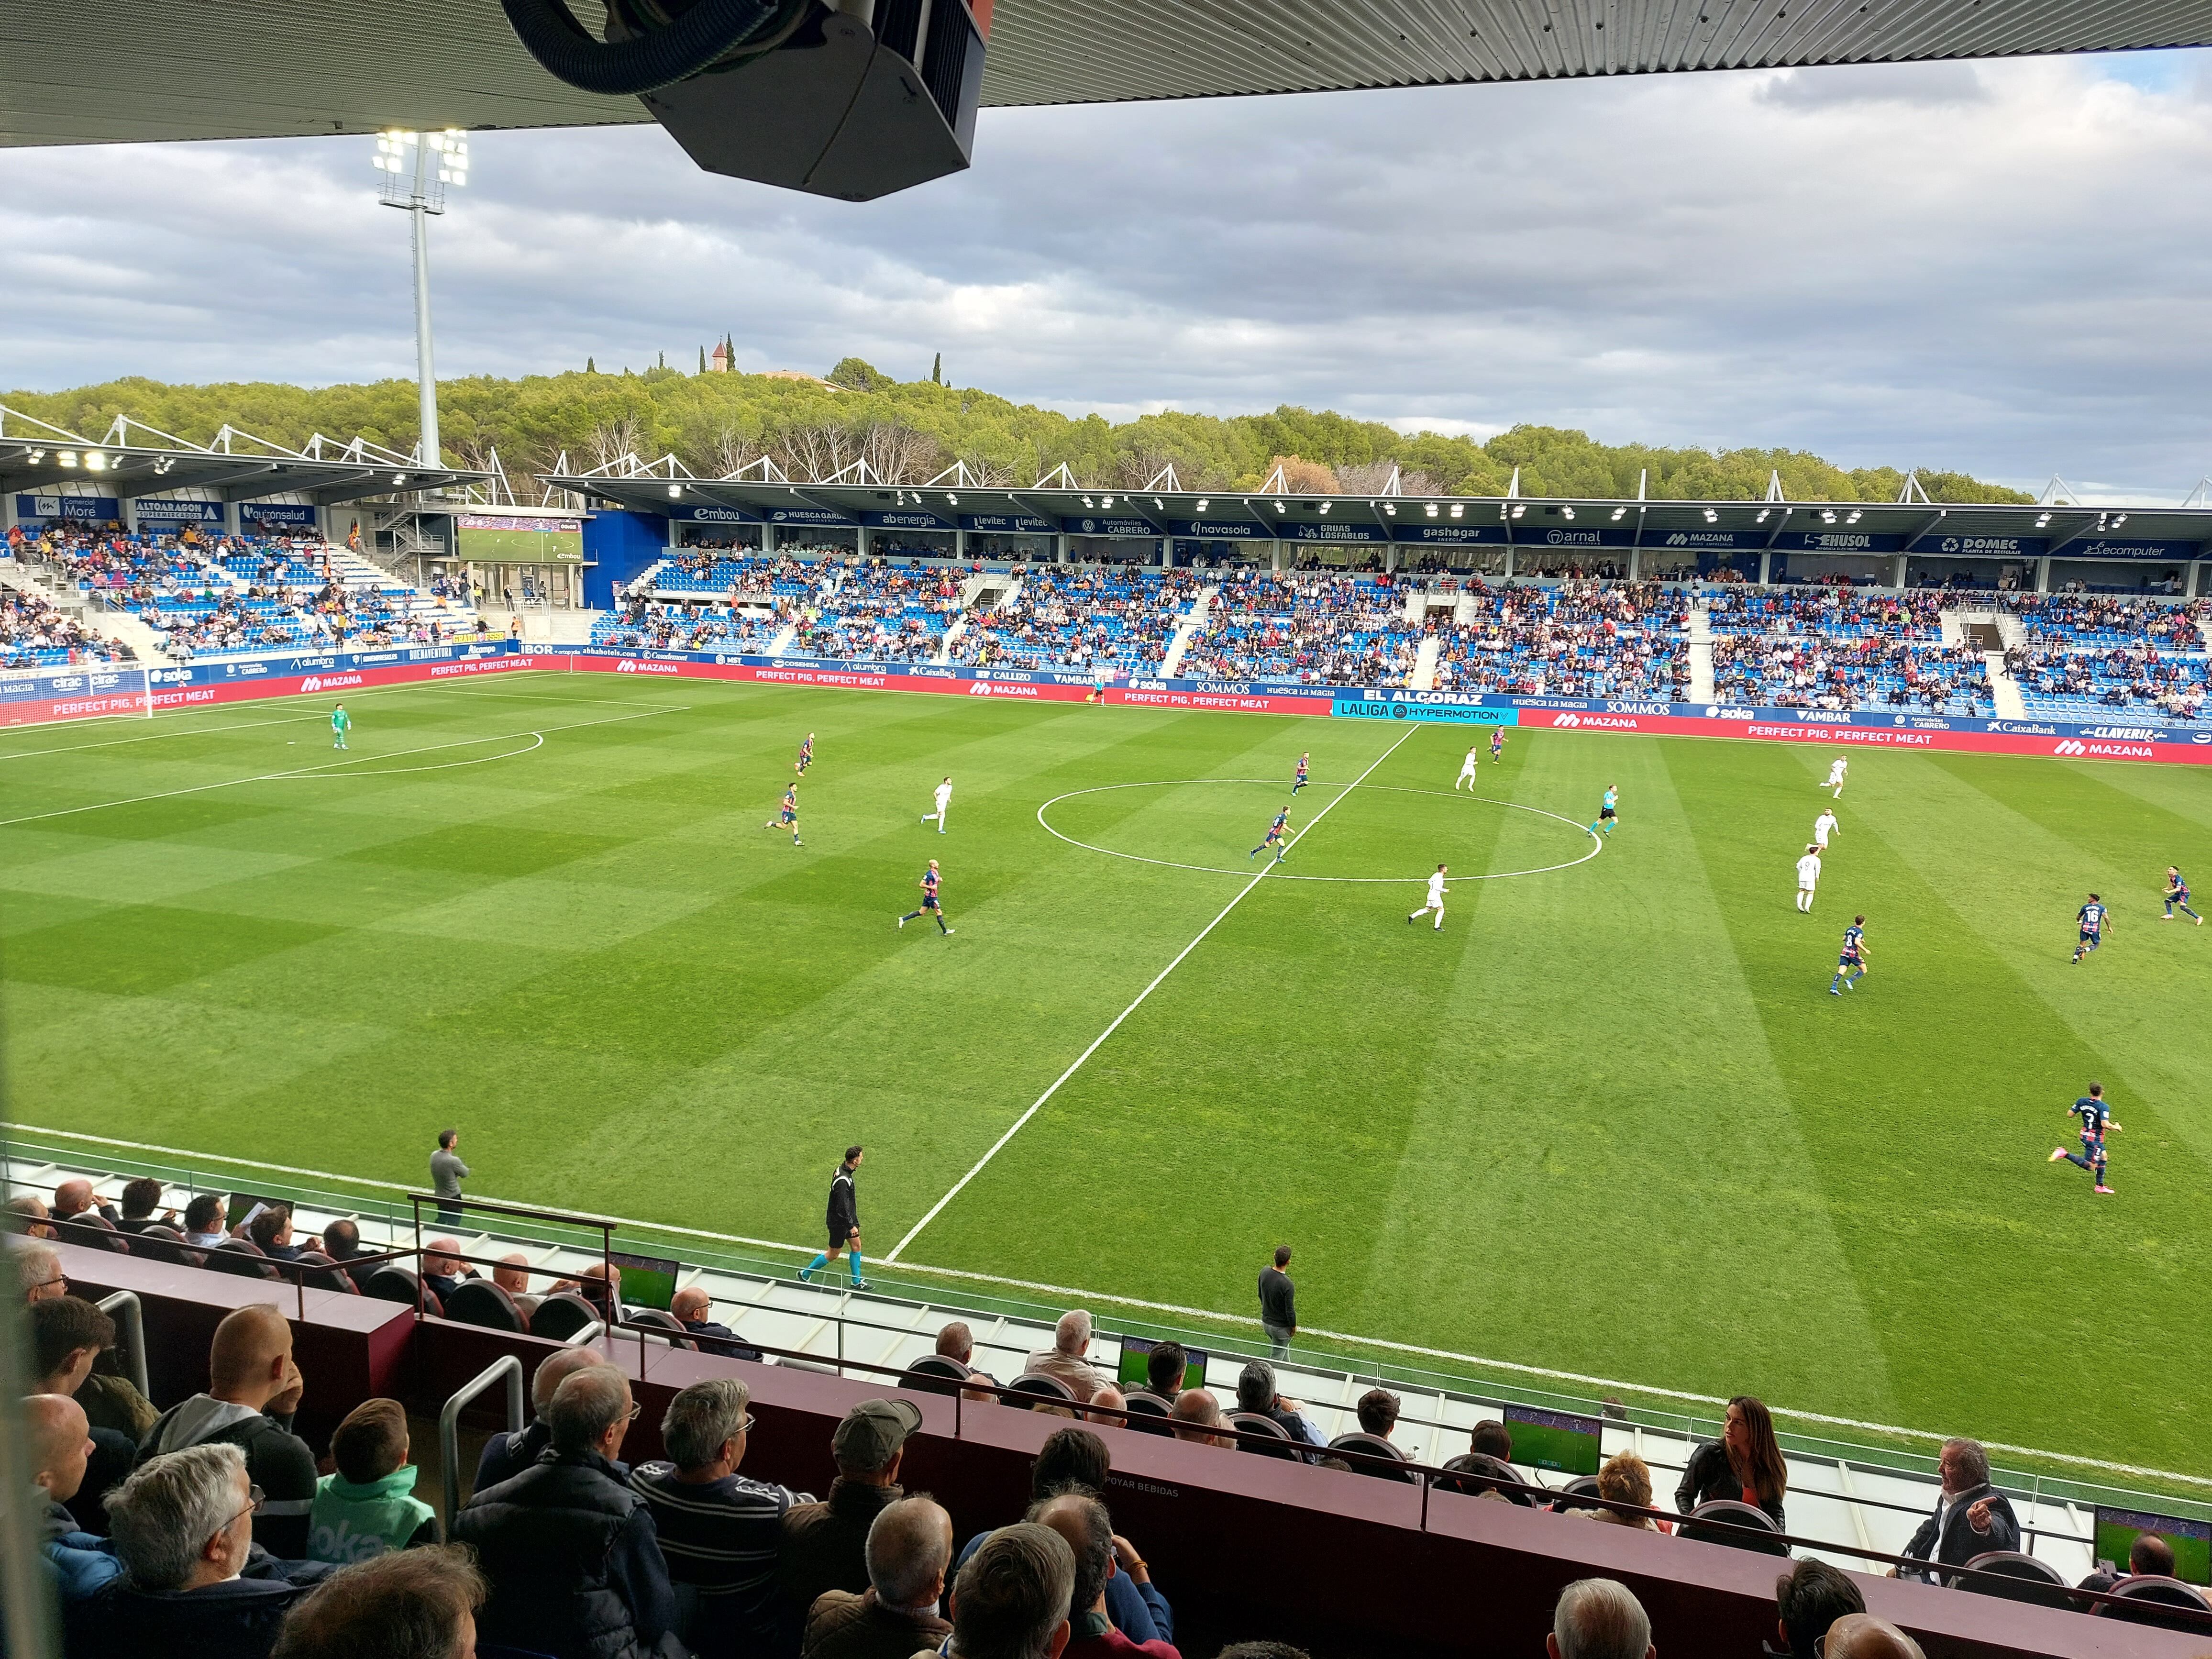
[453,1363,684,1659]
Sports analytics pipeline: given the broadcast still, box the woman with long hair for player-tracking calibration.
[1675,1394,1788,1529]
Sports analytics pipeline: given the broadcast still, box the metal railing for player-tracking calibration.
[439,1355,525,1526]
[93,1291,148,1399]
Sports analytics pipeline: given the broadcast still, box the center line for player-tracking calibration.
[886,721,1424,1262]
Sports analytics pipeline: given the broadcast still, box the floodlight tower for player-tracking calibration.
[372,129,468,469]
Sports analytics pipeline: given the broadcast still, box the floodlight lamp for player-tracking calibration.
[84,451,105,470]
[1448,504,1462,519]
[2114,512,2128,527]
[1196,499,1209,511]
[948,493,958,505]
[1821,510,1836,523]
[1318,502,1331,514]
[1425,504,1438,517]
[1276,502,1286,513]
[1611,507,1626,520]
[58,450,77,466]
[26,450,43,464]
[1101,495,1113,508]
[2035,513,2051,527]
[668,484,682,497]
[1561,506,1574,520]
[393,473,408,484]
[1511,505,1526,519]
[1703,509,1717,523]
[1847,510,1861,523]
[1757,509,1770,522]
[1081,497,1094,509]
[1383,504,1396,516]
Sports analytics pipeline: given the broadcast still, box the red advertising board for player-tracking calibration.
[1512,707,2212,766]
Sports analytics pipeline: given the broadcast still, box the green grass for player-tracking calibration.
[4,671,2208,1478]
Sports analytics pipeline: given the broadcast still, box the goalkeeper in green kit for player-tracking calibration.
[331,703,351,750]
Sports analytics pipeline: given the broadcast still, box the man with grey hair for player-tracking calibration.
[1547,1578,1655,1659]
[1032,1492,1178,1659]
[631,1377,812,1659]
[70,1442,330,1658]
[474,1344,618,1490]
[14,1236,66,1301]
[1025,1312,1105,1403]
[1893,1438,2018,1583]
[1231,1362,1324,1458]
[455,1365,682,1659]
[944,1522,1074,1659]
[800,1495,954,1659]
[1820,1614,1926,1659]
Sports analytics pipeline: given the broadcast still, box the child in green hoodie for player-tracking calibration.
[309,1398,438,1563]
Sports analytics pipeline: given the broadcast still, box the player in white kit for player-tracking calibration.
[1824,756,1848,797]
[1795,844,1824,912]
[1407,863,1449,930]
[1813,807,1838,851]
[922,776,953,833]
[1455,746,1480,790]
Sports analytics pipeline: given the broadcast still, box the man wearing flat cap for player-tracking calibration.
[779,1399,922,1622]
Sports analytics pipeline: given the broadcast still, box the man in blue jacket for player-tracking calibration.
[29,1394,121,1599]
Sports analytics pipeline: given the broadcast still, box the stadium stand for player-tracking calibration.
[9,1140,2211,1659]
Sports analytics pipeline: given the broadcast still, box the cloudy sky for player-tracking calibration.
[5,49,2211,497]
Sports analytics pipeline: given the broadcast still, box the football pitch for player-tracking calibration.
[3,672,2207,1480]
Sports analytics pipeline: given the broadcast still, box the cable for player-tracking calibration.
[499,0,779,96]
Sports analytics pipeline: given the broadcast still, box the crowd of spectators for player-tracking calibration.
[1183,571,1421,685]
[950,566,1196,674]
[0,577,133,667]
[1711,636,1991,714]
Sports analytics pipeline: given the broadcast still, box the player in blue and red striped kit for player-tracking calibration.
[2163,866,2202,925]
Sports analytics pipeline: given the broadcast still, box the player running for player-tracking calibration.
[922,776,953,834]
[1829,915,1869,994]
[330,704,351,750]
[795,731,815,774]
[1293,752,1311,795]
[2162,866,2202,924]
[1589,784,1618,838]
[764,782,802,846]
[2048,1083,2119,1195]
[1407,863,1449,930]
[2070,892,2110,963]
[898,859,953,934]
[1456,745,1481,791]
[1824,756,1848,797]
[1813,807,1838,852]
[1490,728,1505,765]
[1794,844,1823,913]
[1250,806,1292,863]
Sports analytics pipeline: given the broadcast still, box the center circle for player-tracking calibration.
[1036,778,1602,884]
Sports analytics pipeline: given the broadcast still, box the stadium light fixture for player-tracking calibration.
[1101,495,1114,508]
[1319,502,1331,514]
[393,473,408,485]
[1449,504,1463,519]
[1383,503,1396,516]
[668,484,682,497]
[1561,506,1574,519]
[1611,507,1626,520]
[1511,505,1526,519]
[374,128,469,471]
[1847,509,1862,524]
[1425,504,1438,518]
[84,451,105,470]
[1703,508,1718,522]
[1153,497,1163,509]
[1081,497,1094,508]
[1196,499,1209,511]
[2036,512,2051,527]
[26,450,43,464]
[57,451,77,466]
[1757,508,1771,523]
[1276,501,1286,512]
[2113,512,2128,527]
[1821,509,1837,523]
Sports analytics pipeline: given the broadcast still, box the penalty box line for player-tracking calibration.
[885,721,1424,1264]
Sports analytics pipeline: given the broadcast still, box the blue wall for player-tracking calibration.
[582,509,669,609]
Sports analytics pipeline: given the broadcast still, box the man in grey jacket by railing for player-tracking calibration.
[430,1128,469,1229]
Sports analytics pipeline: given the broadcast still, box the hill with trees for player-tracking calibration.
[6,359,2032,504]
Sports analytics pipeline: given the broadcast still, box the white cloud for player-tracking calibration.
[2,49,2210,495]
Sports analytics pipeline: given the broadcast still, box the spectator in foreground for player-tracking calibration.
[943,1523,1074,1659]
[76,1441,331,1659]
[1774,1559,1865,1657]
[1142,1343,1186,1401]
[454,1365,679,1659]
[16,1237,66,1300]
[307,1398,436,1563]
[1821,1614,1926,1659]
[671,1285,763,1360]
[1257,1247,1297,1361]
[33,1294,155,1526]
[1033,1493,1178,1659]
[1547,1578,1653,1659]
[801,1495,954,1659]
[1168,1391,1230,1450]
[474,1346,616,1490]
[1584,1452,1662,1532]
[1470,1420,1512,1461]
[319,1220,376,1289]
[139,1303,320,1560]
[631,1377,812,1659]
[430,1129,469,1230]
[1892,1438,2018,1582]
[2080,1531,2175,1594]
[115,1178,175,1235]
[1084,1385,1127,1426]
[182,1194,231,1250]
[1026,1312,1106,1403]
[28,1392,121,1599]
[270,1544,487,1659]
[780,1399,919,1617]
[1674,1394,1788,1529]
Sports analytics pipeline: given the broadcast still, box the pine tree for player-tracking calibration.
[586,356,596,373]
[932,352,942,385]
[698,345,707,374]
[658,350,666,368]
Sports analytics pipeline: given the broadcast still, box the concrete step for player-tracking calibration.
[1410,634,1442,691]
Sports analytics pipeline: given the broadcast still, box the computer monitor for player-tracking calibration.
[1116,1335,1208,1394]
[225,1194,284,1232]
[1503,1404,1604,1477]
[607,1251,681,1313]
[2093,1506,2212,1586]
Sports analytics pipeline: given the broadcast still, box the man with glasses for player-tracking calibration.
[631,1378,812,1659]
[14,1238,67,1302]
[457,1363,683,1659]
[71,1442,330,1658]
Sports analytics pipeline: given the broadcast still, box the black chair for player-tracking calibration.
[899,1356,973,1397]
[292,1251,359,1294]
[1551,1475,1605,1515]
[1953,1551,2072,1609]
[529,1291,604,1343]
[625,1309,695,1349]
[365,1266,441,1316]
[2096,1575,2212,1632]
[1119,1392,1173,1435]
[1010,1373,1077,1406]
[1431,1452,1535,1505]
[1681,1499,1790,1556]
[1227,1412,1300,1460]
[1327,1432,1416,1483]
[131,1224,197,1268]
[210,1239,282,1281]
[57,1216,130,1254]
[442,1278,525,1333]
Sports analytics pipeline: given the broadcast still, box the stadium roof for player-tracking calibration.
[550,457,2212,558]
[0,408,488,509]
[7,0,2210,147]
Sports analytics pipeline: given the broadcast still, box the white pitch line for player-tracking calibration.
[885,721,1425,1263]
[13,1121,2208,1489]
[0,707,674,829]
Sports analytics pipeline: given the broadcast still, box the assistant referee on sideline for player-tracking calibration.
[800,1145,866,1291]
